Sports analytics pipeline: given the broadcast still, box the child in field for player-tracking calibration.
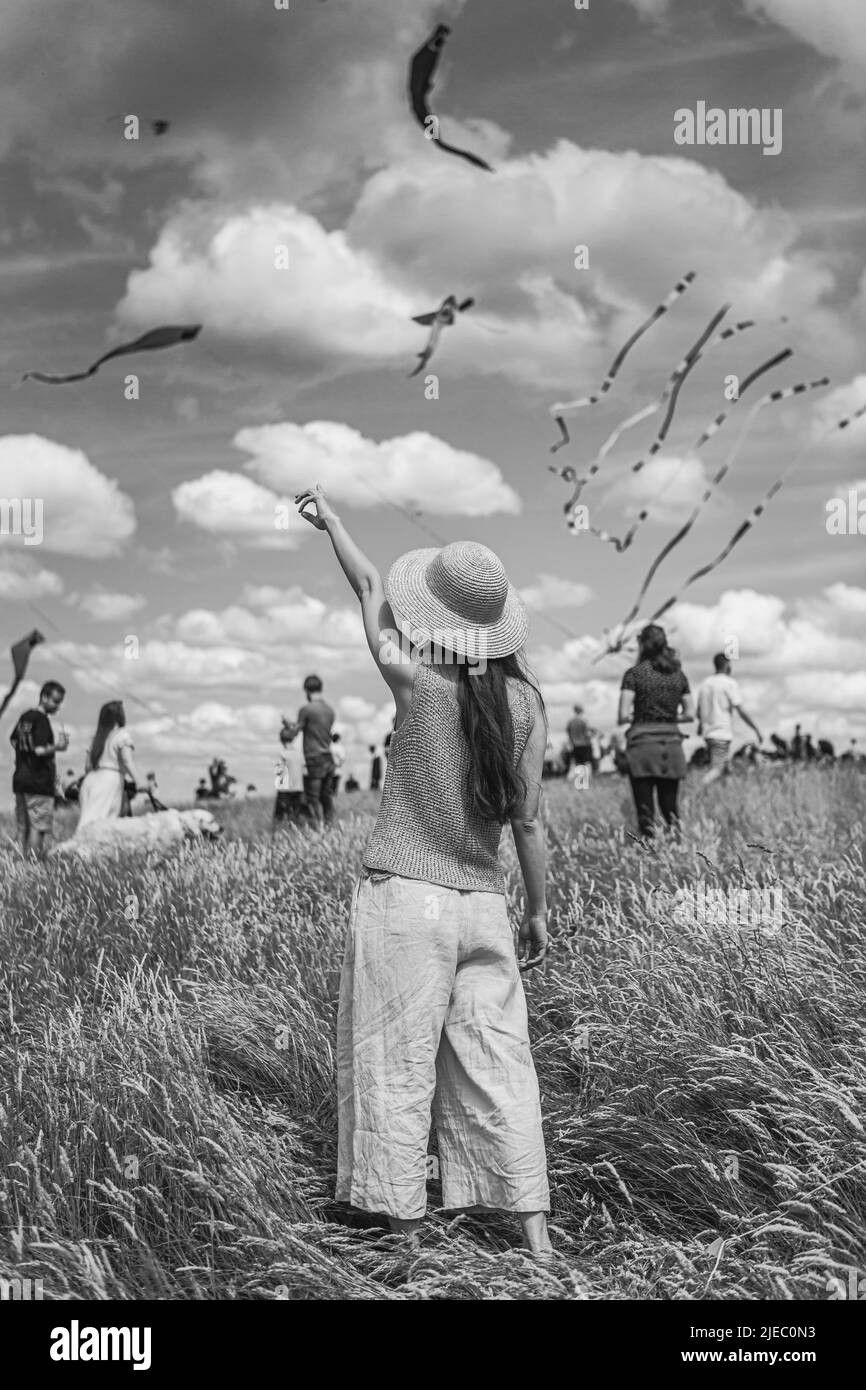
[295,483,551,1255]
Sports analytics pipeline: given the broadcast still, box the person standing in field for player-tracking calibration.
[9,679,69,858]
[329,732,346,795]
[369,743,383,791]
[696,653,762,787]
[291,675,335,826]
[565,703,596,782]
[618,625,695,839]
[274,718,307,824]
[295,483,551,1256]
[77,701,140,828]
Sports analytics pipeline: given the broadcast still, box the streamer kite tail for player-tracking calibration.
[549,270,697,453]
[0,630,44,720]
[22,324,202,385]
[645,399,866,624]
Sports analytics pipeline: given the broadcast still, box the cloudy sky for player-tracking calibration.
[1,0,864,797]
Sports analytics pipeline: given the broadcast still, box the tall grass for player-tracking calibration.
[1,770,864,1300]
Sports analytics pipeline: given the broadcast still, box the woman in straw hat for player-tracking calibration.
[296,484,551,1255]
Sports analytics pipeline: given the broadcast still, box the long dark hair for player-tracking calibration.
[637,623,681,675]
[90,700,125,767]
[456,653,545,822]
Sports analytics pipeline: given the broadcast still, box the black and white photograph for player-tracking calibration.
[1,0,864,1341]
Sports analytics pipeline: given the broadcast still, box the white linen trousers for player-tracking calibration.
[336,870,550,1220]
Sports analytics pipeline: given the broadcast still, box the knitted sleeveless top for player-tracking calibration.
[363,661,536,894]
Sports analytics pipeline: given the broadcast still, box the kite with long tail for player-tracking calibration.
[0,630,44,720]
[583,345,795,552]
[408,295,474,377]
[612,373,831,633]
[549,271,696,453]
[409,24,494,173]
[21,324,202,385]
[645,400,866,627]
[551,303,733,510]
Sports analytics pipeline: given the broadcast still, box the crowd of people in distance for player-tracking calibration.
[8,650,861,862]
[8,683,162,858]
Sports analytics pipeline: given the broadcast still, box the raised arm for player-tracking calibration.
[509,692,548,972]
[295,486,414,702]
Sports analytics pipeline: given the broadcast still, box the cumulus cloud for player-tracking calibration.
[0,551,64,600]
[0,436,136,557]
[519,573,594,609]
[601,453,712,522]
[114,133,850,392]
[79,590,146,622]
[234,421,522,517]
[172,469,302,547]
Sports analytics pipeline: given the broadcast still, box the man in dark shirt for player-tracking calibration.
[369,744,383,791]
[566,704,596,773]
[290,674,335,825]
[10,679,68,857]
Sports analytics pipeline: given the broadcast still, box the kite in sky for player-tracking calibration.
[408,295,474,377]
[0,630,44,721]
[22,324,202,385]
[584,345,795,554]
[596,373,833,657]
[549,271,696,453]
[551,303,733,511]
[645,399,866,629]
[408,24,494,173]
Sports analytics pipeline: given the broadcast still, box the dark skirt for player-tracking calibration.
[625,723,686,780]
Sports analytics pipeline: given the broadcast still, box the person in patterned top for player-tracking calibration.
[617,624,695,838]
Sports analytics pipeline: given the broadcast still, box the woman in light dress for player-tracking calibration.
[77,701,140,829]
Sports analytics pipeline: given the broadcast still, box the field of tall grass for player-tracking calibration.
[1,768,864,1301]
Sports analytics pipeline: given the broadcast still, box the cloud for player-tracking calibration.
[743,0,866,84]
[234,421,522,516]
[79,591,147,622]
[0,551,64,600]
[600,453,712,522]
[0,436,136,557]
[810,375,866,445]
[519,573,594,609]
[114,134,851,393]
[172,469,302,547]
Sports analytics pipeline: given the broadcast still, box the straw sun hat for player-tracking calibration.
[384,540,528,660]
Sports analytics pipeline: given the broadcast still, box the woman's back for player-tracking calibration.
[622,658,689,724]
[363,661,536,893]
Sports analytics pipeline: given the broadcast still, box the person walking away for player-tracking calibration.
[77,701,140,829]
[330,732,346,795]
[291,676,335,825]
[295,483,551,1255]
[369,743,383,791]
[791,724,804,761]
[10,680,69,858]
[696,653,762,787]
[274,720,307,824]
[618,625,695,838]
[566,704,595,780]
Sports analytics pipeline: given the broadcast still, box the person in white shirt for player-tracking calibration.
[697,654,762,786]
[274,719,307,823]
[329,732,346,794]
